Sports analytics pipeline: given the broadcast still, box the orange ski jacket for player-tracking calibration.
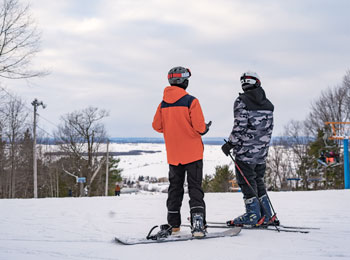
[152,86,206,165]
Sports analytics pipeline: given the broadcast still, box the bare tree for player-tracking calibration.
[0,0,46,79]
[0,91,5,197]
[266,138,294,191]
[283,120,314,190]
[0,88,8,197]
[306,75,350,136]
[3,95,28,197]
[55,107,109,196]
[343,70,350,120]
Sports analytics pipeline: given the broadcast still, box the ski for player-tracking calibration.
[115,226,241,245]
[196,223,310,234]
[206,221,319,230]
[274,225,320,230]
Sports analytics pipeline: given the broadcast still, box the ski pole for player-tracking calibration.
[224,140,279,231]
[264,192,279,223]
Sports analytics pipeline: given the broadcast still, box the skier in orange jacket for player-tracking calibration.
[115,184,121,196]
[152,66,211,237]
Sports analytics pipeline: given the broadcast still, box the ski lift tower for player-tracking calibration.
[325,122,350,189]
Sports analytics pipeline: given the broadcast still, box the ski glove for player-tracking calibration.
[221,141,234,156]
[200,121,212,136]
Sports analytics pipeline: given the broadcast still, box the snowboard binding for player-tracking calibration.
[146,224,173,240]
[191,213,206,237]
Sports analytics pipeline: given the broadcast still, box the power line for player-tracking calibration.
[1,86,58,125]
[37,113,59,129]
[0,86,59,134]
[36,125,55,139]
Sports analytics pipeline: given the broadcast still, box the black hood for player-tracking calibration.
[239,87,274,111]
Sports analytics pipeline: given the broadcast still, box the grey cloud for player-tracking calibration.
[5,0,350,137]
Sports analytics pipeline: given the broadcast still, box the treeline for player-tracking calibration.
[2,69,350,197]
[266,71,350,191]
[0,92,122,198]
[207,71,350,192]
[0,93,33,198]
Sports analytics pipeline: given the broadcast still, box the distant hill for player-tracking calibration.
[34,136,314,145]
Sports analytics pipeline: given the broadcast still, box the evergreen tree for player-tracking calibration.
[210,165,234,192]
[16,129,33,198]
[90,156,123,196]
[202,174,213,192]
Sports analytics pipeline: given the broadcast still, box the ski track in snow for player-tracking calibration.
[1,143,350,259]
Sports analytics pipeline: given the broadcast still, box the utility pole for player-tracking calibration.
[32,99,46,198]
[105,140,109,196]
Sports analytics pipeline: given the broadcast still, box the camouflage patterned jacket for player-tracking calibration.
[229,86,274,164]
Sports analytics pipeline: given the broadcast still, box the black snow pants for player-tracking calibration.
[167,160,206,228]
[235,159,267,200]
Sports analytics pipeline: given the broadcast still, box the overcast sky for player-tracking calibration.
[3,0,350,138]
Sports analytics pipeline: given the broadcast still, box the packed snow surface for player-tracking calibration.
[1,143,349,259]
[1,190,350,260]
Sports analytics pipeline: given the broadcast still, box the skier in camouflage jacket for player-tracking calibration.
[222,71,275,226]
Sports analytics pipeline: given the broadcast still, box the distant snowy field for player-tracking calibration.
[1,190,350,259]
[113,143,230,179]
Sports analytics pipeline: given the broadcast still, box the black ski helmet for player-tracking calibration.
[240,71,261,91]
[168,66,191,85]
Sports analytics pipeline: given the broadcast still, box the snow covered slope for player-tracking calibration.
[1,190,349,260]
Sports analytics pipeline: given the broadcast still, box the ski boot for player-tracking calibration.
[191,213,206,238]
[227,197,262,227]
[161,224,181,235]
[260,194,279,226]
[172,226,181,234]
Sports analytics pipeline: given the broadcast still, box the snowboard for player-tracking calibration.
[115,226,241,245]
